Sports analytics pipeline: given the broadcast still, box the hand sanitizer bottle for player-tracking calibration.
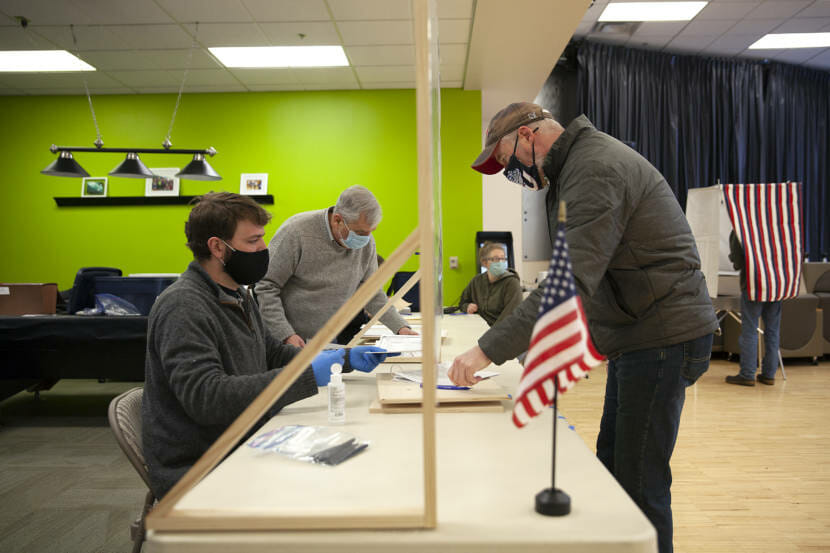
[328,363,345,424]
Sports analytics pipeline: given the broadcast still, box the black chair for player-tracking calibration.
[475,231,515,273]
[387,271,420,313]
[67,267,122,314]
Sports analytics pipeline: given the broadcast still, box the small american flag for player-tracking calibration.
[723,182,803,302]
[512,221,605,429]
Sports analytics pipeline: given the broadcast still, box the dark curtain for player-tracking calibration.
[576,40,830,260]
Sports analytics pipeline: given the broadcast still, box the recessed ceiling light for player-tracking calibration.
[749,32,830,49]
[598,2,708,22]
[209,46,349,68]
[0,50,95,72]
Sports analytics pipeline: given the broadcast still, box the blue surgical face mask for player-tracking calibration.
[488,260,508,277]
[340,218,371,250]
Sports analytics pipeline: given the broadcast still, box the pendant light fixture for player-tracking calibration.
[41,23,221,181]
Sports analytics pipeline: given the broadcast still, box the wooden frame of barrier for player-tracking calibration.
[145,0,441,532]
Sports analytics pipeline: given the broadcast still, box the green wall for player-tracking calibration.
[0,88,482,304]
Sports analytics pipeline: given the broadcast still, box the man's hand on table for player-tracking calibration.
[397,326,419,336]
[448,345,492,387]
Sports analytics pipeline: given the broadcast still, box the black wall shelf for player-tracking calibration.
[54,195,274,207]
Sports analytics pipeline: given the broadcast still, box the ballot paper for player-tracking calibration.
[376,334,423,354]
[361,324,447,338]
[392,363,499,387]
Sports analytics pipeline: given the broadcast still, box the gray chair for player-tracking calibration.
[108,387,155,553]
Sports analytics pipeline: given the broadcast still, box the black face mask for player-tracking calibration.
[220,240,269,285]
[503,130,545,191]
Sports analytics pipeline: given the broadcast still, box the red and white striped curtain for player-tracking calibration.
[722,182,803,302]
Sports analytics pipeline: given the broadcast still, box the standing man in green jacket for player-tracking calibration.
[449,103,717,553]
[458,241,523,326]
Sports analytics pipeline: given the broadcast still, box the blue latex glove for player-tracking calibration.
[349,346,400,372]
[310,349,346,386]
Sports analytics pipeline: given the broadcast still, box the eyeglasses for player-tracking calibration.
[484,257,507,263]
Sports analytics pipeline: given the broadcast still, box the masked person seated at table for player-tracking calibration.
[142,192,393,499]
[458,242,523,327]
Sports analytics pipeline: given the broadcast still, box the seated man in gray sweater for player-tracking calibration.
[256,185,417,348]
[142,192,391,499]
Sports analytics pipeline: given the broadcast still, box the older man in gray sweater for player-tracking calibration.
[256,185,416,348]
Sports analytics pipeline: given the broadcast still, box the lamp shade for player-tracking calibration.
[176,153,221,181]
[109,152,154,179]
[41,151,90,178]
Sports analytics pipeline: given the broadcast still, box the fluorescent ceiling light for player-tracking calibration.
[599,2,707,22]
[209,46,349,68]
[0,50,95,72]
[749,33,830,49]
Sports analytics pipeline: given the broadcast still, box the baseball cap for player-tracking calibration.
[471,102,553,175]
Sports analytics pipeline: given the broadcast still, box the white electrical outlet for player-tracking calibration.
[449,256,458,269]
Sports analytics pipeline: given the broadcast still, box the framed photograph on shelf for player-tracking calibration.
[240,173,268,195]
[145,168,180,197]
[81,177,108,197]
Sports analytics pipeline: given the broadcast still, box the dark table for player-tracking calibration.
[0,315,148,401]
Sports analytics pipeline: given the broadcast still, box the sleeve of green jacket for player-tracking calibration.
[494,277,524,325]
[458,278,475,312]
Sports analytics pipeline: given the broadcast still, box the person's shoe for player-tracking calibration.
[756,374,775,386]
[725,374,755,386]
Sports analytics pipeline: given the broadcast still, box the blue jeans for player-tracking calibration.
[597,333,713,553]
[739,291,782,380]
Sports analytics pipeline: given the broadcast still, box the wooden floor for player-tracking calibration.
[562,355,830,553]
[0,356,828,553]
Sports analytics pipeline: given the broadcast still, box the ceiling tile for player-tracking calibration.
[155,0,251,23]
[293,67,357,84]
[632,21,689,36]
[346,44,414,65]
[328,0,411,20]
[746,0,812,19]
[697,2,761,20]
[441,80,463,88]
[135,83,246,93]
[338,20,412,45]
[257,21,340,45]
[24,86,134,95]
[0,26,59,49]
[679,19,738,35]
[773,46,827,62]
[242,0,330,21]
[106,68,237,87]
[729,18,781,33]
[184,22,269,46]
[438,19,470,43]
[703,34,764,55]
[0,70,123,89]
[32,25,131,51]
[804,48,830,67]
[666,34,720,53]
[798,0,830,17]
[76,0,172,24]
[775,17,830,31]
[114,24,195,49]
[439,63,464,80]
[78,49,220,71]
[229,68,298,85]
[362,81,415,88]
[0,0,93,25]
[437,43,467,64]
[246,83,306,91]
[437,0,474,19]
[355,65,413,82]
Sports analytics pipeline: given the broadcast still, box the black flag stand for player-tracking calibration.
[534,370,571,516]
